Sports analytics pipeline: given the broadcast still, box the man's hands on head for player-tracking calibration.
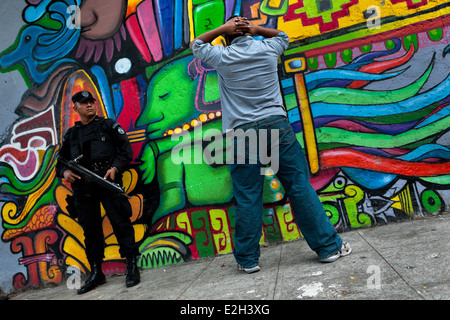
[190,16,282,49]
[222,16,252,36]
[190,16,252,48]
[223,17,286,39]
[232,17,262,37]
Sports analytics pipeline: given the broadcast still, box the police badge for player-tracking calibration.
[113,122,126,134]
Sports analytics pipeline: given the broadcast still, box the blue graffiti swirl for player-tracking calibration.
[0,0,81,84]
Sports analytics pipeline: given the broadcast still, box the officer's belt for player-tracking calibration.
[90,160,113,172]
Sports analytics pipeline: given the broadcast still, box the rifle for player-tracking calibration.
[59,155,130,199]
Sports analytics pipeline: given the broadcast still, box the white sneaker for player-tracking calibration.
[319,242,352,263]
[237,264,261,274]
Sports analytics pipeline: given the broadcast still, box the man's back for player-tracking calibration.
[192,32,289,131]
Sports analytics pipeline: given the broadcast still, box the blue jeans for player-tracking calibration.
[229,115,342,267]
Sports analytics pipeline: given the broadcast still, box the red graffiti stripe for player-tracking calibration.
[390,0,429,10]
[319,148,450,176]
[347,43,415,88]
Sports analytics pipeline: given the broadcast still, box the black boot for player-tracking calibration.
[126,256,140,287]
[77,262,106,294]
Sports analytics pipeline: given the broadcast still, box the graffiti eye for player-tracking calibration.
[25,35,31,43]
[159,91,171,99]
[334,176,347,189]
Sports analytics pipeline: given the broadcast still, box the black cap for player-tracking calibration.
[72,90,96,103]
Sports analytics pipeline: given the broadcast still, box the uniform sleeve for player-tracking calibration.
[191,39,223,68]
[55,129,72,178]
[263,32,289,56]
[108,121,133,172]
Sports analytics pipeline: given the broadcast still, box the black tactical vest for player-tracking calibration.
[69,117,116,170]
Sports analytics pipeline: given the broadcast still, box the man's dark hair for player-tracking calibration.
[227,15,240,21]
[224,15,246,46]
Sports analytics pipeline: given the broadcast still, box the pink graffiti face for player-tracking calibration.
[0,107,57,181]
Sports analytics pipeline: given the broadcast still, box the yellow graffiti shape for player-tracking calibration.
[343,185,371,228]
[210,209,232,254]
[126,0,145,17]
[55,185,72,216]
[391,184,414,216]
[2,205,57,241]
[276,204,302,241]
[122,168,139,195]
[57,212,89,273]
[176,211,192,235]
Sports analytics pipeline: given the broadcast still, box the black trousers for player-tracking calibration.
[73,183,138,265]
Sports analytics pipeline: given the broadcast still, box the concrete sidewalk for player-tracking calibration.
[9,214,450,301]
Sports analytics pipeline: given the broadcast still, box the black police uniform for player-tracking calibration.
[56,115,139,265]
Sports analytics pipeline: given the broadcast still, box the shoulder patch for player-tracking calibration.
[112,122,126,135]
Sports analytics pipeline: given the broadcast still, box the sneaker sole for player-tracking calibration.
[319,244,352,263]
[319,255,340,263]
[237,265,261,274]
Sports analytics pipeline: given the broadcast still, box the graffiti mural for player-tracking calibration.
[0,0,449,293]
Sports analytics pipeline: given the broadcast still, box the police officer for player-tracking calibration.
[56,90,140,294]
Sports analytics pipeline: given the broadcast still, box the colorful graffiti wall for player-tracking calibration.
[0,0,449,293]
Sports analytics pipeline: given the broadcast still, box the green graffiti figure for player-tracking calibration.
[137,56,231,223]
[136,56,284,223]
